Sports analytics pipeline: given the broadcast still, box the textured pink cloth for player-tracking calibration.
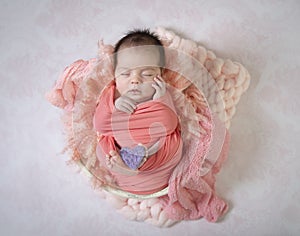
[45,59,95,111]
[93,81,183,194]
[162,129,230,222]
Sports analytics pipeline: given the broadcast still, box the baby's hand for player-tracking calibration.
[106,150,138,176]
[106,150,121,169]
[115,96,137,114]
[152,75,166,100]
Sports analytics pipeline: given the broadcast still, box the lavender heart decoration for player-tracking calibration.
[120,145,147,170]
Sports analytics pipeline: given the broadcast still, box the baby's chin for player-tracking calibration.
[126,94,153,104]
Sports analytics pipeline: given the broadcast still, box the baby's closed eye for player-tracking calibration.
[120,71,130,76]
[142,70,157,78]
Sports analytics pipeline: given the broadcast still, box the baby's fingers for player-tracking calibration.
[154,76,165,88]
[109,150,118,157]
[119,102,135,113]
[152,75,166,100]
[115,96,136,113]
[124,98,137,112]
[152,77,166,92]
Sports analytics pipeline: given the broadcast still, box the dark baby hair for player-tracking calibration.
[113,29,165,68]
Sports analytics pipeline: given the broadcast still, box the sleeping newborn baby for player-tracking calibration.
[93,29,183,194]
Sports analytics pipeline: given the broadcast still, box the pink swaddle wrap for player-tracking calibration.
[93,81,183,194]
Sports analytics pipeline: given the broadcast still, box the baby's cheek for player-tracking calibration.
[115,81,127,95]
[143,83,156,95]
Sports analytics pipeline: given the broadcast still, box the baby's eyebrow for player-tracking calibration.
[116,67,129,71]
[116,66,159,72]
[139,67,160,72]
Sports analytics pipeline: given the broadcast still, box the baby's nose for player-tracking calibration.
[130,75,141,84]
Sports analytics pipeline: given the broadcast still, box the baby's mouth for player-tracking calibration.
[128,89,141,95]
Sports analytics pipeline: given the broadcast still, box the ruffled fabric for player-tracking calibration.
[46,27,250,227]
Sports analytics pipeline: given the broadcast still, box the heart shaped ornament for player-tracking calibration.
[120,145,147,170]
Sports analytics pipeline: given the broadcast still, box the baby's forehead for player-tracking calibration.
[116,46,160,58]
[118,44,160,52]
[115,46,161,69]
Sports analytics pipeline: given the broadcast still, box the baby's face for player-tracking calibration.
[115,47,162,103]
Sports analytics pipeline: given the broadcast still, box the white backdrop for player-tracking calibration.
[1,1,299,235]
